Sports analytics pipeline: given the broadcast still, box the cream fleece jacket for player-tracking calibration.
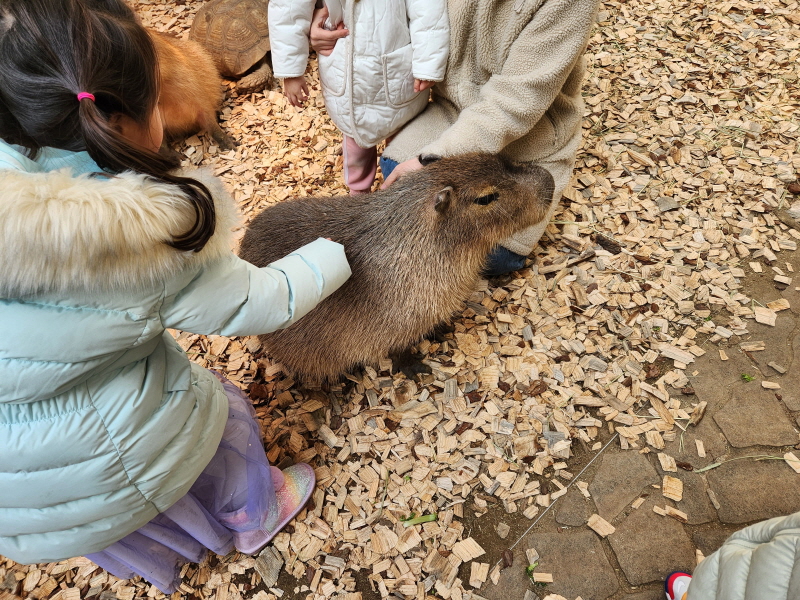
[384,0,600,255]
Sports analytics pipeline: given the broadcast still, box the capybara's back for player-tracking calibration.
[150,32,235,149]
[239,154,555,382]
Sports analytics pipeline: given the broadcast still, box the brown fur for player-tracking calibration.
[149,31,236,150]
[239,154,555,383]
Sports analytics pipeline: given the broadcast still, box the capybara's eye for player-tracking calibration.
[474,192,499,205]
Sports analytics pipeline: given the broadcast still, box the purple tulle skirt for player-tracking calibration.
[87,375,275,594]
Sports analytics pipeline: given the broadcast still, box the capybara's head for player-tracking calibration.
[396,153,555,246]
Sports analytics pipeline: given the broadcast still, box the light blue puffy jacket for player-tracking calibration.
[0,142,351,563]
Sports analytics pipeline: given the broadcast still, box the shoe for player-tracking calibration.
[482,246,528,278]
[665,571,692,600]
[234,463,316,554]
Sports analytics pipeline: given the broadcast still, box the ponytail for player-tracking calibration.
[0,0,216,252]
[77,93,216,252]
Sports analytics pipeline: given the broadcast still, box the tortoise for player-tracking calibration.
[189,0,273,94]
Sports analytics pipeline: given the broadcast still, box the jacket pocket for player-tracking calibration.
[381,44,420,108]
[318,40,347,97]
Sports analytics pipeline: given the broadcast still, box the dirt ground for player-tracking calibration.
[1,1,799,600]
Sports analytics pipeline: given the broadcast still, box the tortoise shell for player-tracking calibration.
[189,0,270,78]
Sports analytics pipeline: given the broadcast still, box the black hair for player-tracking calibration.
[0,0,215,252]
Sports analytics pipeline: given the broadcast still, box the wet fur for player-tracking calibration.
[150,32,235,149]
[239,154,555,383]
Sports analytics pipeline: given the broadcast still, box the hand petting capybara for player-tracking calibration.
[239,153,555,382]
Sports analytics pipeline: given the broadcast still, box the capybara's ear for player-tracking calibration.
[419,154,442,167]
[434,186,453,214]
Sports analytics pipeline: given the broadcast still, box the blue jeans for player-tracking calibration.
[379,156,399,180]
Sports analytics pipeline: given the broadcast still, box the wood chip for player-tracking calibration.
[451,538,486,562]
[739,341,765,352]
[658,453,677,472]
[469,563,489,588]
[587,514,615,537]
[695,440,706,458]
[753,307,777,326]
[662,476,684,501]
[664,506,689,523]
[785,452,800,474]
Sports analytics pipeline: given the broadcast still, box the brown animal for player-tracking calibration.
[149,31,236,151]
[239,154,555,383]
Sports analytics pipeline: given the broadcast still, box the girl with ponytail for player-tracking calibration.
[0,0,351,592]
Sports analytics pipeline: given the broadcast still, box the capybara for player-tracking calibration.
[239,153,555,382]
[149,31,236,150]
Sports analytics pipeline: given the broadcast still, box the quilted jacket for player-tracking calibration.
[0,140,350,563]
[688,511,800,600]
[268,0,449,148]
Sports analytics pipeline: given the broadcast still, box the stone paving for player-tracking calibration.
[466,249,800,600]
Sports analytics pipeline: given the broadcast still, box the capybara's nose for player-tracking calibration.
[511,162,554,205]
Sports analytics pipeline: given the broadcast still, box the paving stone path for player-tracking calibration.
[470,251,800,600]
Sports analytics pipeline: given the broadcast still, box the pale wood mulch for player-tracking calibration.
[2,0,799,599]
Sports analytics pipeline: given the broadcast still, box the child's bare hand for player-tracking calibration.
[414,79,436,93]
[310,6,349,56]
[283,77,309,106]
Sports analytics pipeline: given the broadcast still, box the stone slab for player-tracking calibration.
[780,331,800,411]
[555,486,590,527]
[706,457,800,523]
[623,591,664,600]
[661,421,728,469]
[481,530,619,600]
[527,531,619,599]
[674,472,716,525]
[692,526,742,556]
[712,393,798,448]
[589,450,660,520]
[607,498,695,586]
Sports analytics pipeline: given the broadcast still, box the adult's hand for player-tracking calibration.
[310,6,349,56]
[380,157,423,189]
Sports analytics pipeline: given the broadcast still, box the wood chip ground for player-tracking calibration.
[3,1,800,599]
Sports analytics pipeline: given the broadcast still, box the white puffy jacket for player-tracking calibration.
[268,0,449,148]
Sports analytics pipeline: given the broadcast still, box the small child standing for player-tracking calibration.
[269,0,449,194]
[0,0,350,593]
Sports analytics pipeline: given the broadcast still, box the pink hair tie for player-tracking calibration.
[77,92,95,102]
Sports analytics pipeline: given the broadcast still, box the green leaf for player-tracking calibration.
[401,513,438,527]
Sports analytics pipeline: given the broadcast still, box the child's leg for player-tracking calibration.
[343,136,377,194]
[201,374,315,554]
[86,373,314,593]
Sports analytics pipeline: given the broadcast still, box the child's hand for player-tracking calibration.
[283,77,309,107]
[310,6,349,56]
[414,80,436,93]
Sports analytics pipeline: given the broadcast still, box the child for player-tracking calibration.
[268,0,449,194]
[0,0,350,594]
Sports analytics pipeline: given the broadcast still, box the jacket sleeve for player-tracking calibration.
[160,238,351,337]
[268,0,316,78]
[406,0,450,82]
[420,0,598,157]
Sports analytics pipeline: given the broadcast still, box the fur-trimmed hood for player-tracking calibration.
[0,166,240,297]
